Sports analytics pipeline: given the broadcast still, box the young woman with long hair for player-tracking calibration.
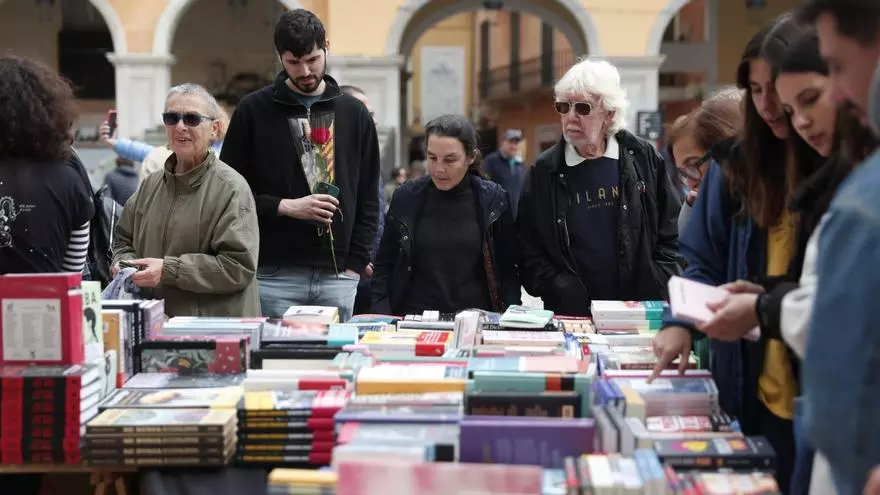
[650,14,811,493]
[707,30,877,495]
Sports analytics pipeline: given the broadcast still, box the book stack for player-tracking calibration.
[235,389,350,468]
[103,299,166,374]
[82,408,237,467]
[282,306,340,325]
[0,364,105,464]
[139,335,250,374]
[268,468,337,495]
[254,322,359,371]
[160,317,264,350]
[459,416,595,467]
[334,422,460,463]
[556,448,779,493]
[333,392,464,435]
[397,311,457,331]
[590,300,667,335]
[465,355,591,417]
[121,372,246,389]
[498,306,555,331]
[353,363,467,395]
[357,330,453,358]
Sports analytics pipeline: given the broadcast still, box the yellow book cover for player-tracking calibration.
[354,364,466,395]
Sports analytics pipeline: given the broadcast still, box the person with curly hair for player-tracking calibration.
[0,55,94,276]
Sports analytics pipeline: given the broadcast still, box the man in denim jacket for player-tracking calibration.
[797,1,880,493]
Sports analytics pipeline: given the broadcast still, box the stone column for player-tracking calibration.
[593,55,666,134]
[328,54,404,171]
[106,53,176,140]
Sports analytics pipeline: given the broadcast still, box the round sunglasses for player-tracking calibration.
[555,101,594,116]
[162,112,215,127]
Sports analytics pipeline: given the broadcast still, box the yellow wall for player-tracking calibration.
[409,13,476,122]
[170,0,282,87]
[715,0,800,84]
[0,0,61,66]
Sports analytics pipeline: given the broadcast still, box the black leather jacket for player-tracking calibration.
[516,130,682,316]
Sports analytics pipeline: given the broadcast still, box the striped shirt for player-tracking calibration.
[62,221,90,272]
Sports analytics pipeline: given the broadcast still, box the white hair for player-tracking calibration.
[554,59,629,135]
[166,83,219,118]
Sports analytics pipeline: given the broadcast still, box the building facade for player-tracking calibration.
[0,0,800,167]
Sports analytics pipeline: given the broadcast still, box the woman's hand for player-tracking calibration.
[698,293,760,341]
[720,279,765,295]
[649,325,693,382]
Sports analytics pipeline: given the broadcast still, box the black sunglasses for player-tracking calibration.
[162,112,215,127]
[555,101,594,116]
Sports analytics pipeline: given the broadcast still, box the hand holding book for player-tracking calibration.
[667,276,760,342]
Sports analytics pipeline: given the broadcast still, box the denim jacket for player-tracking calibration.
[804,149,880,489]
[661,161,768,425]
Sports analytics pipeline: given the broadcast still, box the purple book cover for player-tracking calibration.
[459,416,595,468]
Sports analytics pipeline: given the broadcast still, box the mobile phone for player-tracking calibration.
[314,181,340,199]
[106,109,118,136]
[118,260,145,271]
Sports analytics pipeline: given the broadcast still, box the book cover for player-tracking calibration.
[0,273,85,365]
[85,408,236,435]
[81,281,104,362]
[98,387,242,410]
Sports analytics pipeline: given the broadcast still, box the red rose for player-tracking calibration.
[312,127,331,145]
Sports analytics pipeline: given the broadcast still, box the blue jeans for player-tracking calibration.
[257,265,360,322]
[791,397,815,495]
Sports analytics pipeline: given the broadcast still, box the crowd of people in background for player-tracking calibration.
[1,1,880,494]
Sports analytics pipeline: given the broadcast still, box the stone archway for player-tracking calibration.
[645,0,692,56]
[0,0,127,54]
[385,0,600,58]
[152,0,302,56]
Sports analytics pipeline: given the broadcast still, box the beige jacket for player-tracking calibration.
[113,152,261,318]
[139,146,174,182]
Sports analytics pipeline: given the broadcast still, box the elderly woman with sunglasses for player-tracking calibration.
[111,83,261,318]
[666,88,744,232]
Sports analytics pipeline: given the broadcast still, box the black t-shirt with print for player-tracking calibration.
[0,157,94,274]
[565,155,621,299]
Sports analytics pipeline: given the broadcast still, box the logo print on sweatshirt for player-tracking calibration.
[0,196,19,249]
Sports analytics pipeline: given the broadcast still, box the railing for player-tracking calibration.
[479,49,577,101]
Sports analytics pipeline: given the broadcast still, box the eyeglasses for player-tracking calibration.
[162,112,215,127]
[678,151,713,182]
[555,101,594,116]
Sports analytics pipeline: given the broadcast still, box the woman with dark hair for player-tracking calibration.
[0,55,94,276]
[703,30,877,495]
[372,114,520,315]
[650,14,811,493]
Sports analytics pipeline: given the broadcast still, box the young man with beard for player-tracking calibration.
[515,59,682,316]
[792,2,880,494]
[221,9,380,321]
